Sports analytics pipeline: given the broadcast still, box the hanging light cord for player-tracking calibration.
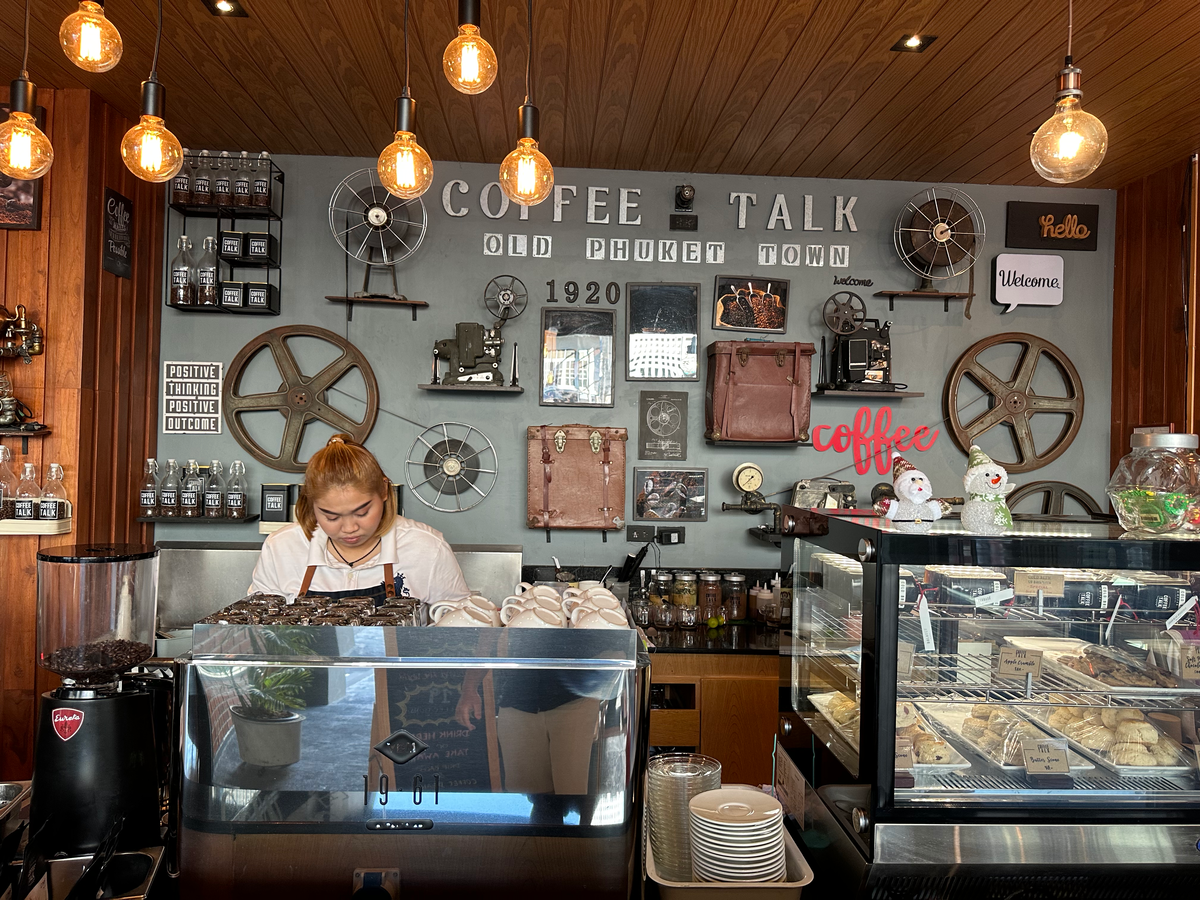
[1067,0,1073,60]
[403,0,410,92]
[525,0,533,104]
[150,0,163,79]
[21,0,30,77]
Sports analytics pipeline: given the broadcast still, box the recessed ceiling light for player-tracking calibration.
[201,0,248,16]
[891,34,936,53]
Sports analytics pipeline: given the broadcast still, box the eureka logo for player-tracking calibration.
[51,708,85,741]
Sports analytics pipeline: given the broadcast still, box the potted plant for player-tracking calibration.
[230,626,315,767]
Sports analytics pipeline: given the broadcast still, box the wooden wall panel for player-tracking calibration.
[1109,158,1190,475]
[0,88,163,780]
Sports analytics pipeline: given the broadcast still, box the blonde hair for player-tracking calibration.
[295,434,396,540]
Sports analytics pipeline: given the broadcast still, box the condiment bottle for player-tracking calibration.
[195,236,219,306]
[169,235,196,306]
[204,459,226,517]
[191,150,212,205]
[159,459,181,517]
[698,571,722,621]
[226,460,248,519]
[180,459,204,517]
[139,458,159,517]
[650,570,673,606]
[723,573,748,621]
[15,462,40,519]
[252,151,271,207]
[171,148,191,205]
[672,571,698,607]
[40,463,67,520]
[233,150,252,206]
[213,150,233,206]
[0,445,17,519]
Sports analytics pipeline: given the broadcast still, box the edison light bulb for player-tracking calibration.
[122,115,183,183]
[499,137,553,206]
[378,131,433,199]
[444,24,498,94]
[60,1,123,73]
[0,110,53,180]
[1030,97,1107,183]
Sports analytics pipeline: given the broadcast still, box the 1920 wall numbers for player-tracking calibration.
[545,279,621,304]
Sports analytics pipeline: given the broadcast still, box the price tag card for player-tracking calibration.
[1166,596,1199,630]
[974,587,1015,608]
[1181,645,1200,681]
[1014,570,1066,597]
[895,738,914,772]
[917,596,935,651]
[998,646,1044,679]
[1021,739,1070,774]
[897,641,915,679]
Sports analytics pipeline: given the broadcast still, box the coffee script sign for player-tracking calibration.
[1005,201,1099,252]
[102,188,133,279]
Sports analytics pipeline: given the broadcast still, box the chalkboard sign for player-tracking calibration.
[103,188,133,278]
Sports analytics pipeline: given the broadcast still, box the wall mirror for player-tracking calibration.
[540,308,616,407]
[625,282,700,381]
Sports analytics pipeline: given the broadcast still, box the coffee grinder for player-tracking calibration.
[30,544,161,855]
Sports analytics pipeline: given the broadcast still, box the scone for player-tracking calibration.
[914,739,952,763]
[832,703,859,725]
[1149,741,1180,765]
[1111,742,1158,766]
[971,704,995,720]
[961,717,990,740]
[1048,708,1076,729]
[977,730,1004,752]
[1079,726,1117,752]
[987,710,1019,735]
[897,722,924,738]
[1100,708,1145,729]
[896,701,920,729]
[1114,721,1159,745]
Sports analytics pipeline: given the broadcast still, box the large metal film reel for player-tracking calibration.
[404,423,498,512]
[223,325,379,473]
[943,332,1084,473]
[895,186,985,281]
[822,291,866,334]
[328,167,427,264]
[483,275,528,322]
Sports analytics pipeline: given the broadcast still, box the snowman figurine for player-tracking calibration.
[873,452,953,533]
[960,445,1015,534]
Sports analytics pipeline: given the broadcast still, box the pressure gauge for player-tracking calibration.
[732,462,765,493]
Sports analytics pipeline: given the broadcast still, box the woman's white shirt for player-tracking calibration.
[248,517,469,603]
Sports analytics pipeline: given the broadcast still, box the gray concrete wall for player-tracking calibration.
[156,157,1115,569]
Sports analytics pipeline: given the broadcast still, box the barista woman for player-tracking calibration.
[249,434,469,605]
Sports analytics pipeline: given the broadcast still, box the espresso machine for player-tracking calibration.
[30,544,162,855]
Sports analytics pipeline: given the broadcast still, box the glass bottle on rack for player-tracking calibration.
[180,459,204,518]
[233,150,252,206]
[0,445,18,519]
[15,462,40,520]
[171,149,191,205]
[170,236,196,307]
[204,459,226,518]
[225,460,248,519]
[191,150,212,205]
[213,151,233,206]
[159,459,181,517]
[40,463,67,520]
[252,151,272,208]
[139,458,159,517]
[195,236,219,306]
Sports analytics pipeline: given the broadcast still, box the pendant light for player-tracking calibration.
[443,0,498,95]
[378,0,433,199]
[498,0,552,207]
[60,0,123,73]
[1030,0,1107,184]
[0,0,54,180]
[121,0,183,183]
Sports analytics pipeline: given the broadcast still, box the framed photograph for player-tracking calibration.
[540,308,616,407]
[0,103,46,231]
[712,275,789,333]
[637,390,688,461]
[633,467,708,522]
[625,282,700,381]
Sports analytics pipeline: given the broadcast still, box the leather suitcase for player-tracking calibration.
[705,341,815,443]
[527,425,628,533]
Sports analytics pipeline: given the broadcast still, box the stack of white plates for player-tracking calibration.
[646,753,722,882]
[688,788,786,883]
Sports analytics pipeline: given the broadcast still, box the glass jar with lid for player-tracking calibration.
[698,572,723,621]
[723,573,748,620]
[650,571,674,606]
[672,572,698,607]
[1106,433,1200,534]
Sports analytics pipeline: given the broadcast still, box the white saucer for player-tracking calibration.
[689,788,783,826]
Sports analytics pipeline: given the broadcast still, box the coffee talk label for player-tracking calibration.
[52,708,85,741]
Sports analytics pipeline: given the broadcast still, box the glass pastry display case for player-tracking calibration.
[785,513,1200,898]
[176,624,649,900]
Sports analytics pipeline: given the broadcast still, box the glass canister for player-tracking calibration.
[671,571,697,607]
[1106,433,1200,534]
[723,572,748,620]
[650,570,673,606]
[698,571,723,621]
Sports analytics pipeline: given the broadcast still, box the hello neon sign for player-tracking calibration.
[811,406,939,475]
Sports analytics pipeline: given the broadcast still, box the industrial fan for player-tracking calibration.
[404,423,498,512]
[327,167,427,298]
[894,186,985,291]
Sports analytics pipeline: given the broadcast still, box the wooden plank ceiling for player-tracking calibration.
[0,0,1196,188]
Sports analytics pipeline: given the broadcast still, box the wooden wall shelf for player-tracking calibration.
[326,295,428,322]
[812,389,924,399]
[873,290,972,312]
[417,384,523,394]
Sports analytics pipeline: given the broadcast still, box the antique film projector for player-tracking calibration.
[816,291,899,392]
[429,276,526,387]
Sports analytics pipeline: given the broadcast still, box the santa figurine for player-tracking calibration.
[960,445,1014,534]
[873,452,953,533]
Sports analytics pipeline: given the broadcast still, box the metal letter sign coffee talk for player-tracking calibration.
[812,406,939,475]
[1005,201,1099,252]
